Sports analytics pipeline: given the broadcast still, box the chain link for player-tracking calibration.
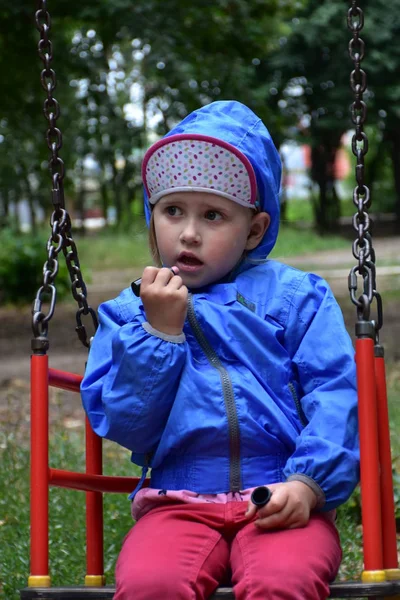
[32,0,98,349]
[347,1,382,336]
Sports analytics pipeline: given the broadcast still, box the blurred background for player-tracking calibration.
[1,0,400,366]
[2,0,400,236]
[1,1,400,597]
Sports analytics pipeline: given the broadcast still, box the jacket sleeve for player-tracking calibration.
[80,294,187,457]
[282,273,360,511]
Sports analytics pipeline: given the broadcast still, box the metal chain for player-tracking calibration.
[347,1,382,335]
[32,0,98,349]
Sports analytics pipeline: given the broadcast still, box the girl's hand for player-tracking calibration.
[140,266,188,335]
[245,481,318,530]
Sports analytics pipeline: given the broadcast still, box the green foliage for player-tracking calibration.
[0,229,70,306]
[267,0,400,228]
[2,0,399,234]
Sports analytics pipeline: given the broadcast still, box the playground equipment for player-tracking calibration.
[21,1,400,598]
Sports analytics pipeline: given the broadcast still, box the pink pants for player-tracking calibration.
[114,501,342,600]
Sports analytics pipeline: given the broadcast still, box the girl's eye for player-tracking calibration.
[166,206,182,216]
[205,210,222,221]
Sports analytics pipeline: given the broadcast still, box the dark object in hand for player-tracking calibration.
[131,268,177,297]
[131,278,142,297]
[251,486,272,508]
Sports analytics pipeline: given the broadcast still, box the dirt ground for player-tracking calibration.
[1,236,399,434]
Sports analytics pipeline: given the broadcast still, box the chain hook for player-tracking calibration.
[32,0,98,351]
[347,1,383,342]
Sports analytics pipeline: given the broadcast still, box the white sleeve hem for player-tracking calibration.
[286,473,326,508]
[142,322,186,344]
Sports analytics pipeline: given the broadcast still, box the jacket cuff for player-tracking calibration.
[142,322,186,344]
[286,474,326,508]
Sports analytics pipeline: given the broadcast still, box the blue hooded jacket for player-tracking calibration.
[81,101,359,510]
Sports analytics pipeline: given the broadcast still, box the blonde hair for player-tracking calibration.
[148,212,162,267]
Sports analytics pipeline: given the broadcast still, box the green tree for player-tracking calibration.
[2,0,296,230]
[266,0,400,231]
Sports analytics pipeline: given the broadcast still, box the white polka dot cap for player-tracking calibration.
[142,133,258,209]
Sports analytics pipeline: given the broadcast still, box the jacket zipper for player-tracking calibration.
[288,382,308,428]
[187,294,242,491]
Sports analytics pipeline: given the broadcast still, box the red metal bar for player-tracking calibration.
[30,354,50,579]
[49,469,142,493]
[375,355,399,570]
[356,338,384,572]
[48,368,83,393]
[85,418,104,582]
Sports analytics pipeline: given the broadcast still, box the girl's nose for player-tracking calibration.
[179,221,201,244]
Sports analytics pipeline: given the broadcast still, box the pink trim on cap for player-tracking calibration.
[142,133,258,208]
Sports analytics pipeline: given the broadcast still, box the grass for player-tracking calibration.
[1,364,399,599]
[284,197,356,224]
[72,217,350,276]
[76,222,151,272]
[0,418,137,599]
[271,223,348,259]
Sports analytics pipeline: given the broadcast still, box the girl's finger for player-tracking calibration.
[141,266,160,286]
[168,276,184,291]
[255,505,295,530]
[154,267,178,287]
[245,502,258,519]
[257,489,288,519]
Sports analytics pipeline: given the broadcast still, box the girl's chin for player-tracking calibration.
[180,271,211,289]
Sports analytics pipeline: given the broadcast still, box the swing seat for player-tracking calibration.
[18,580,400,598]
[23,364,400,600]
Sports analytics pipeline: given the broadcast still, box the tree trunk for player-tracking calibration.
[25,175,37,234]
[367,137,386,198]
[310,139,341,233]
[75,162,86,234]
[0,189,10,228]
[100,180,109,227]
[112,164,123,227]
[12,191,22,232]
[76,185,86,235]
[280,153,288,222]
[388,130,400,227]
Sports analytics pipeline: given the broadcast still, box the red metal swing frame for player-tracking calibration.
[24,336,400,599]
[29,360,145,589]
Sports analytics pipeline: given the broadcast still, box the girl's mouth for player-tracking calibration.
[177,253,204,272]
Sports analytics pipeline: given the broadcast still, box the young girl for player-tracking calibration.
[81,100,359,600]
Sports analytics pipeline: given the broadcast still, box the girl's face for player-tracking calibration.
[152,192,268,288]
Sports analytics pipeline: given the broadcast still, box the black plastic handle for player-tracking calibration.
[250,486,272,508]
[131,268,177,298]
[131,278,142,297]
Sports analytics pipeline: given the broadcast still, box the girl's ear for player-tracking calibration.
[245,212,270,250]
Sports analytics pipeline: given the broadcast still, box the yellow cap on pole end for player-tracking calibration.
[361,569,386,583]
[28,575,51,588]
[385,568,400,581]
[85,574,106,587]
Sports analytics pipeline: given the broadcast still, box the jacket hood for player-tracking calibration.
[143,100,282,260]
